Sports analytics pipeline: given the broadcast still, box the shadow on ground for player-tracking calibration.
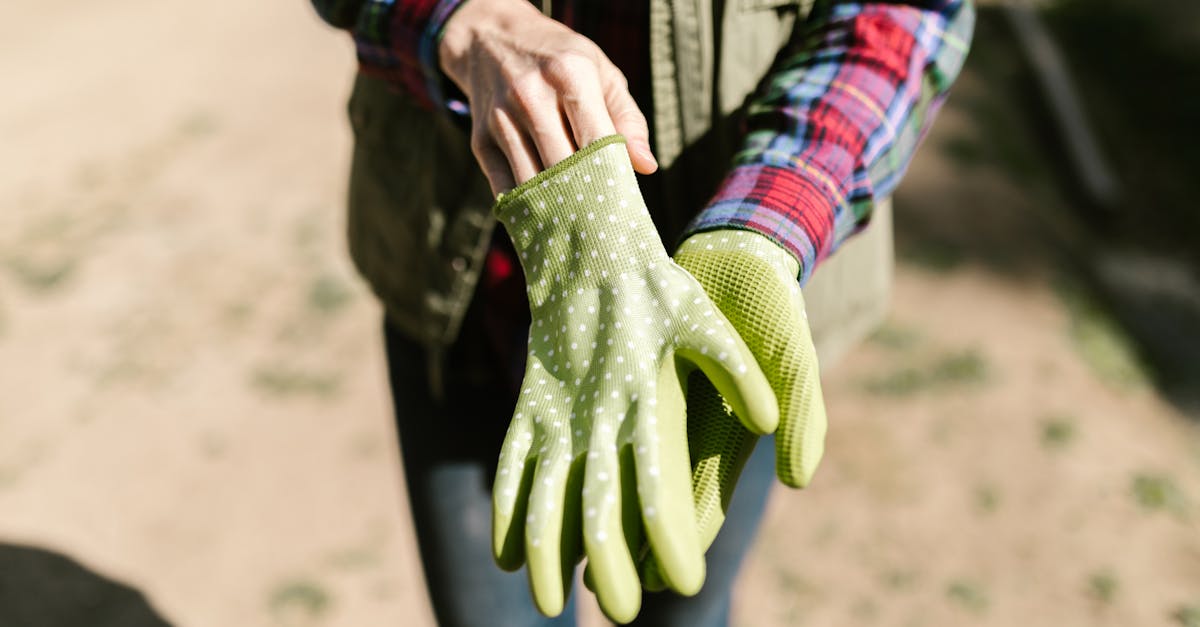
[0,543,174,627]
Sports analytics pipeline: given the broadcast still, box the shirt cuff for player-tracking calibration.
[353,0,469,113]
[681,163,842,287]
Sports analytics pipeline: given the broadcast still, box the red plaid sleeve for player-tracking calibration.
[684,1,975,285]
[311,0,468,112]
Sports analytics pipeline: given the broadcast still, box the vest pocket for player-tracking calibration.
[346,74,494,345]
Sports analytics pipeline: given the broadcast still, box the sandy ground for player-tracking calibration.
[1,2,1198,626]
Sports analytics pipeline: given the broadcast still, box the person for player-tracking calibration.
[309,1,974,625]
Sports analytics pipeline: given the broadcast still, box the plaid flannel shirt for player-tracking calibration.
[311,0,974,284]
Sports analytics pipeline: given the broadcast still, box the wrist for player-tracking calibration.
[438,0,538,89]
[682,160,835,285]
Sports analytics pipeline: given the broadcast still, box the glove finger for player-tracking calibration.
[677,322,778,436]
[583,561,597,594]
[684,371,759,547]
[639,372,758,588]
[639,553,668,593]
[634,360,704,596]
[768,289,825,487]
[581,441,643,623]
[774,331,827,487]
[493,411,537,570]
[582,444,644,590]
[525,452,584,617]
[619,442,644,566]
[562,458,586,589]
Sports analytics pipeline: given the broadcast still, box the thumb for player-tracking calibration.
[603,67,657,174]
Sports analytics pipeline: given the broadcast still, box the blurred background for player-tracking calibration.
[1,0,1198,625]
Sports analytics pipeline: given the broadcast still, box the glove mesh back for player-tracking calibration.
[638,230,825,589]
[685,373,757,534]
[675,230,825,489]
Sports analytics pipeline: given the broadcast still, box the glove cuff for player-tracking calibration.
[490,135,669,308]
[493,135,632,224]
[676,229,801,281]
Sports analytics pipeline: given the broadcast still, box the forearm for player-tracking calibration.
[686,0,975,284]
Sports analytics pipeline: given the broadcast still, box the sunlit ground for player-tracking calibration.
[1,2,1197,626]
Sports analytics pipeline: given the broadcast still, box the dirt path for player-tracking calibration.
[2,1,434,624]
[1,2,1197,626]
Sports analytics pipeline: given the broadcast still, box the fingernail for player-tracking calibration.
[636,143,658,169]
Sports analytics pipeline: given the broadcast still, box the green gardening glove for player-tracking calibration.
[640,228,828,589]
[489,136,779,623]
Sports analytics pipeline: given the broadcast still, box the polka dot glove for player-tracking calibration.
[490,136,779,623]
[639,228,828,590]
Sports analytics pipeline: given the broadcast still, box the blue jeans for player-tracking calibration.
[384,314,776,627]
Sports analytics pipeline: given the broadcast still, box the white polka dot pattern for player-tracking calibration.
[489,137,779,622]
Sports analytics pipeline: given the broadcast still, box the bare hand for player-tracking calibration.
[438,0,657,195]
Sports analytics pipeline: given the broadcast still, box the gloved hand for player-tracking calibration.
[490,136,779,623]
[640,228,828,589]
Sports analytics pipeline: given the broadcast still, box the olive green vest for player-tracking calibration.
[345,0,892,371]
